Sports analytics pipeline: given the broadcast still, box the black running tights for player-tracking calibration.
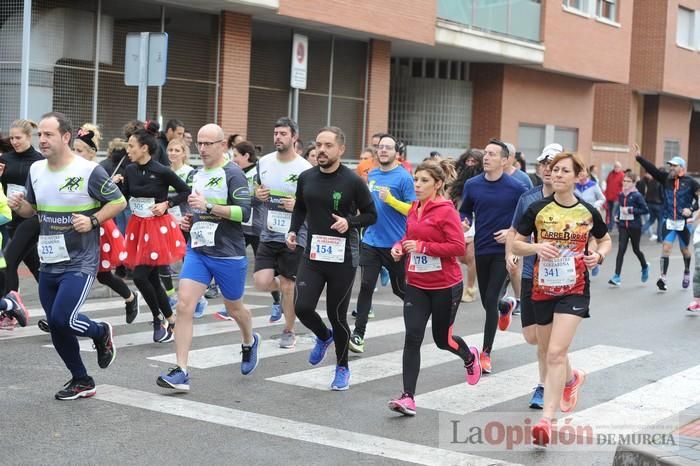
[4,216,40,293]
[475,253,508,354]
[96,271,132,300]
[133,265,173,320]
[615,227,647,275]
[402,283,472,396]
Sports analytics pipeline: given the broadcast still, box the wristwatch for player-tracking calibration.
[597,252,605,265]
[206,203,214,214]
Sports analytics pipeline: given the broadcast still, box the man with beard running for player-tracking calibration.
[286,126,376,390]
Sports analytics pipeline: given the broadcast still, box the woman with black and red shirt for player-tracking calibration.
[122,122,190,343]
[388,159,481,417]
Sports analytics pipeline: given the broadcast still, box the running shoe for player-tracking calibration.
[351,309,375,319]
[160,322,175,343]
[348,333,365,353]
[309,329,334,365]
[683,271,691,289]
[687,300,700,313]
[240,333,260,375]
[204,283,219,299]
[529,385,544,409]
[0,313,17,331]
[591,265,600,277]
[331,366,350,391]
[37,318,50,333]
[461,287,477,303]
[465,347,481,385]
[388,393,416,416]
[512,299,521,316]
[608,274,621,287]
[480,352,492,374]
[55,376,96,401]
[560,369,586,413]
[214,309,234,321]
[279,329,296,349]
[269,303,282,323]
[532,418,552,446]
[379,267,390,287]
[194,296,207,319]
[152,320,167,342]
[641,264,650,283]
[157,366,190,392]
[657,276,668,292]
[5,291,28,327]
[498,297,516,331]
[649,234,658,242]
[93,322,116,369]
[125,291,139,324]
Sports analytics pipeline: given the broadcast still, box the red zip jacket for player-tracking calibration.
[399,196,465,290]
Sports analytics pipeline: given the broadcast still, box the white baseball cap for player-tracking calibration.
[537,143,563,163]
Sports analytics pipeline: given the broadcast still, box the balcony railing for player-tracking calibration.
[437,0,542,43]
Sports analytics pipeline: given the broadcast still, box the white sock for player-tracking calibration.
[3,298,14,311]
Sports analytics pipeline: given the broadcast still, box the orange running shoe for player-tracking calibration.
[560,369,586,413]
[532,418,552,446]
[480,351,492,374]
[498,297,516,331]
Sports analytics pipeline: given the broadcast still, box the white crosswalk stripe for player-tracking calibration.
[267,331,525,390]
[416,345,651,414]
[148,316,416,368]
[95,384,523,466]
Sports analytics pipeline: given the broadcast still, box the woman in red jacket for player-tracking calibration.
[388,159,481,417]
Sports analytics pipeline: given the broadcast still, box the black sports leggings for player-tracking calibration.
[133,265,173,320]
[96,271,132,299]
[402,283,472,396]
[3,216,40,293]
[615,227,647,275]
[294,258,356,368]
[475,253,508,354]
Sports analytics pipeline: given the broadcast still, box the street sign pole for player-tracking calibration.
[137,32,149,122]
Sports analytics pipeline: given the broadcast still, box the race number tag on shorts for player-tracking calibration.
[538,256,576,287]
[168,205,183,223]
[408,253,442,273]
[37,234,70,264]
[309,235,346,263]
[619,206,634,221]
[6,183,26,199]
[190,221,218,248]
[129,197,156,218]
[267,210,291,234]
[666,218,685,231]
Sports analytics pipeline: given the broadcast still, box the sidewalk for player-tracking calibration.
[613,405,700,465]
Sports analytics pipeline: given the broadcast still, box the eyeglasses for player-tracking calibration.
[197,140,223,148]
[376,144,395,151]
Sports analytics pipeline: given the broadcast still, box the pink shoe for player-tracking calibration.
[0,313,17,331]
[465,346,481,385]
[388,393,416,416]
[687,300,700,313]
[532,418,552,446]
[5,291,28,327]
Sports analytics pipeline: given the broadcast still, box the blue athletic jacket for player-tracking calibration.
[636,155,700,222]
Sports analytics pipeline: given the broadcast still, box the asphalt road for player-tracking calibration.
[2,235,699,466]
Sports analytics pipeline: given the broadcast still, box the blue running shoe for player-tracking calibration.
[152,320,167,343]
[591,265,599,277]
[641,264,650,283]
[157,366,190,392]
[269,303,282,323]
[194,296,207,319]
[608,274,621,287]
[529,385,544,409]
[241,333,260,375]
[309,329,334,366]
[379,267,390,287]
[331,365,350,391]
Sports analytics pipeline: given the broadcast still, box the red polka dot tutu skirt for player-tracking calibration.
[123,213,186,268]
[99,219,126,272]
